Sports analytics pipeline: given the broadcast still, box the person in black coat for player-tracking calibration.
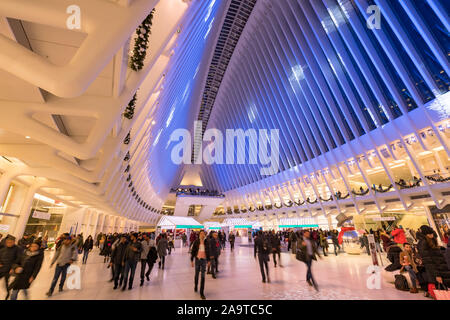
[417,225,450,287]
[207,232,220,278]
[110,236,128,289]
[82,236,94,264]
[0,235,22,299]
[9,241,44,300]
[270,231,282,267]
[384,241,402,272]
[254,231,271,283]
[190,230,210,299]
[121,233,142,291]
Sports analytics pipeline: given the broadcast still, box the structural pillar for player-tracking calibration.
[12,183,40,239]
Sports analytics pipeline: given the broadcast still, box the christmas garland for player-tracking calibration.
[226,208,233,215]
[123,93,137,120]
[234,208,240,214]
[371,184,393,193]
[425,175,450,183]
[274,203,283,209]
[319,196,333,202]
[336,193,350,200]
[241,208,247,213]
[124,132,131,145]
[351,188,370,196]
[124,151,130,161]
[129,9,155,71]
[395,179,421,189]
[265,204,273,210]
[294,200,305,206]
[124,165,130,173]
[306,197,318,204]
[257,206,265,211]
[249,207,256,212]
[284,200,293,207]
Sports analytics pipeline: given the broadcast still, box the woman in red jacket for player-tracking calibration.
[391,226,407,245]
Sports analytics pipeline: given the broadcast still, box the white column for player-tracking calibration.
[0,173,14,211]
[12,184,39,239]
[98,213,106,234]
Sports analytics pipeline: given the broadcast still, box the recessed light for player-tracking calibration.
[25,136,31,139]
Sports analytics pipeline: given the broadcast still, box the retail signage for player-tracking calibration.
[371,217,395,221]
[0,224,10,232]
[32,210,51,220]
[234,225,252,229]
[208,227,221,230]
[175,225,204,229]
[278,224,319,228]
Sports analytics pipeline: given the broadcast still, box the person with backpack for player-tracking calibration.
[254,231,271,283]
[9,241,44,300]
[46,234,78,297]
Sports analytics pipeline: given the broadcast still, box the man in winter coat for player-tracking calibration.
[0,235,22,299]
[110,235,128,289]
[139,233,152,286]
[157,233,168,269]
[121,233,142,291]
[207,232,220,278]
[254,231,271,283]
[9,241,44,300]
[46,234,78,296]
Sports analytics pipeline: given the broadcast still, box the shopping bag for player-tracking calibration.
[433,283,450,300]
[428,283,436,299]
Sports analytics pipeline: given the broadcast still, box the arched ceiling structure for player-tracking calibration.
[1,0,450,226]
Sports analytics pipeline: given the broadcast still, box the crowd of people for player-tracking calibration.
[0,222,448,300]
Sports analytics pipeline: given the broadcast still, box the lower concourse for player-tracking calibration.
[0,243,427,300]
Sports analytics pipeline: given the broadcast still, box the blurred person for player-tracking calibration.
[254,231,271,283]
[46,234,77,296]
[9,241,44,300]
[298,230,320,291]
[121,233,142,291]
[157,233,168,270]
[82,235,94,264]
[110,235,127,290]
[190,230,209,299]
[0,235,21,299]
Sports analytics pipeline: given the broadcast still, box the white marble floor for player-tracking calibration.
[0,245,428,300]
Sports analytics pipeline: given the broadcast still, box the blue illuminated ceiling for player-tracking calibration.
[147,0,224,198]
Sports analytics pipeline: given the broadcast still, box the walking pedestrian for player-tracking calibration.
[190,230,209,300]
[254,231,271,283]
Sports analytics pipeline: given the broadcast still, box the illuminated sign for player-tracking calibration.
[278,224,319,228]
[175,225,204,229]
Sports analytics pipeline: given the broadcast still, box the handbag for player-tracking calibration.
[433,283,450,300]
[296,248,307,263]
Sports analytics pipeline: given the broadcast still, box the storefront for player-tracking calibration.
[24,194,65,241]
[278,217,319,230]
[427,204,450,242]
[157,216,204,248]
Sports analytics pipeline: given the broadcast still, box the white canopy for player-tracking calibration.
[157,216,203,229]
